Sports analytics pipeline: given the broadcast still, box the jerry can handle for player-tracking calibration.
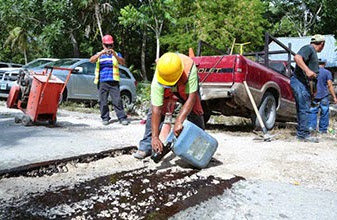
[165,129,177,146]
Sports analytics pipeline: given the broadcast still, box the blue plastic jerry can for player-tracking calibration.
[166,120,218,169]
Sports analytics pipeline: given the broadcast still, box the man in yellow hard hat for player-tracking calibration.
[133,52,204,159]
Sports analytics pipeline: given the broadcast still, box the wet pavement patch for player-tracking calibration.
[0,146,137,179]
[0,168,244,219]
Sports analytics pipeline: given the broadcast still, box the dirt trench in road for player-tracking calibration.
[0,146,244,220]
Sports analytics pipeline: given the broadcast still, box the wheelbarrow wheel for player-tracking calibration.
[48,118,57,126]
[22,115,31,126]
[14,115,21,123]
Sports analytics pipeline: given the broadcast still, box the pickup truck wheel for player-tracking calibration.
[252,92,276,130]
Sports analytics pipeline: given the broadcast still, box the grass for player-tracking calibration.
[59,101,100,114]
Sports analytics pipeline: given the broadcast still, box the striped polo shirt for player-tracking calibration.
[99,52,122,82]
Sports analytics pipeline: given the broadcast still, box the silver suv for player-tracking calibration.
[36,58,137,107]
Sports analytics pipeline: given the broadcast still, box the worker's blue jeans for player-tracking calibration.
[308,96,330,133]
[138,107,205,153]
[290,76,311,138]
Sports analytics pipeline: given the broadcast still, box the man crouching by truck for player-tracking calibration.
[291,34,325,143]
[133,52,205,159]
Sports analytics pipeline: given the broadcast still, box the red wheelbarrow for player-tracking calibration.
[7,66,73,126]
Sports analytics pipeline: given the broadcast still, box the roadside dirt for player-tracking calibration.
[1,100,337,218]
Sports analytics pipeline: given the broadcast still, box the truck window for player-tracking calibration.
[269,62,288,77]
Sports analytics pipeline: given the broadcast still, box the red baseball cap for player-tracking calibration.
[102,35,114,44]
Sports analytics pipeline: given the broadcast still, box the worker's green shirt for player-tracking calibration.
[151,64,198,106]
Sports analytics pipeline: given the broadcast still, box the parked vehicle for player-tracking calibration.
[34,58,137,107]
[193,34,297,129]
[0,58,58,98]
[0,62,22,68]
[0,62,24,88]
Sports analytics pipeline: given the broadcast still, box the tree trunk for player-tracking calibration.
[95,3,103,39]
[141,30,148,81]
[23,48,27,64]
[156,32,160,61]
[121,29,128,65]
[70,32,80,57]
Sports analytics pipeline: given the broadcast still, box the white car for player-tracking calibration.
[0,58,58,98]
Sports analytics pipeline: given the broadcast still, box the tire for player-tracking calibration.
[22,115,31,126]
[59,88,67,105]
[120,91,131,109]
[252,92,277,130]
[14,115,21,123]
[48,117,57,127]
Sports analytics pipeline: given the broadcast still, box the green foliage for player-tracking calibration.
[119,0,175,60]
[268,17,298,37]
[314,0,337,37]
[127,64,143,81]
[128,82,151,116]
[263,0,324,37]
[162,0,267,54]
[119,5,146,29]
[0,0,335,71]
[136,82,151,103]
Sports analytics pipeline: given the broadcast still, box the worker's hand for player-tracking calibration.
[173,121,184,137]
[306,70,317,79]
[102,48,111,55]
[151,136,163,153]
[111,49,118,57]
[166,99,176,113]
[334,97,337,104]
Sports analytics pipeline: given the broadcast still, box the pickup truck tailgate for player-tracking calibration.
[192,55,237,100]
[192,55,236,83]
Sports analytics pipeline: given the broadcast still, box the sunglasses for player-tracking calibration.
[104,44,113,48]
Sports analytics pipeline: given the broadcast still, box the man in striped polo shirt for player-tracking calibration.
[90,34,129,125]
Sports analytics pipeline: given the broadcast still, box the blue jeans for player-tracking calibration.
[309,96,330,133]
[290,76,311,138]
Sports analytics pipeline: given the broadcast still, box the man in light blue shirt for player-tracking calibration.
[309,58,337,133]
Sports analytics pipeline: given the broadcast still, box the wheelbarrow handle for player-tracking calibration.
[39,69,54,105]
[42,66,75,102]
[60,69,73,95]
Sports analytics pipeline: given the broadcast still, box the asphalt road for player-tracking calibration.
[1,101,337,219]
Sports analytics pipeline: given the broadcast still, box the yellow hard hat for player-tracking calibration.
[156,52,183,86]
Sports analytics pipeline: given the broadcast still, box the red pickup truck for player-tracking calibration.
[192,35,297,130]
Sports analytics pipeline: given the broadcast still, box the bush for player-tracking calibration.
[136,82,151,102]
[127,81,151,117]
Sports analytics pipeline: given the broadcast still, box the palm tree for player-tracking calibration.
[79,0,113,39]
[5,27,30,64]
